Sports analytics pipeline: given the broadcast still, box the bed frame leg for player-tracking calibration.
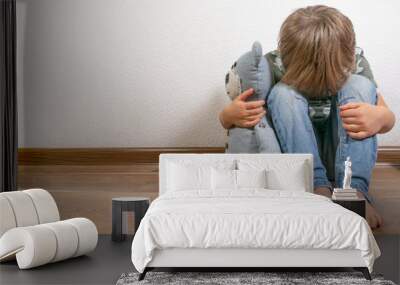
[138,268,148,281]
[354,267,371,280]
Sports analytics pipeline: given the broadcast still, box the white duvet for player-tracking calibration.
[131,190,380,273]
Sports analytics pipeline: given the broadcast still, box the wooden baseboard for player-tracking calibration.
[18,146,400,165]
[18,147,225,165]
[376,147,400,164]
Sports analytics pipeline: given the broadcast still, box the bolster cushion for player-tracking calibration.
[0,218,98,269]
[23,189,60,224]
[0,191,40,228]
[0,189,60,237]
[0,196,17,237]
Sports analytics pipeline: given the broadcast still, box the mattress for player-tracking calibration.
[131,189,380,273]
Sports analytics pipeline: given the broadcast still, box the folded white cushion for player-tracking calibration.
[266,167,307,192]
[238,159,308,191]
[211,168,236,190]
[211,169,268,191]
[167,162,212,191]
[236,169,267,189]
[0,189,98,270]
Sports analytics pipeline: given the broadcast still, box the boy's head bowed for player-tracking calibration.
[279,5,356,97]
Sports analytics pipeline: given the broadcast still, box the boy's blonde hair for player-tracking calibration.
[279,5,355,97]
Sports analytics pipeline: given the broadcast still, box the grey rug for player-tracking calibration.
[116,271,396,285]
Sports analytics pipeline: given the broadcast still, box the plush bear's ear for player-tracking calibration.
[252,41,263,65]
[225,68,242,101]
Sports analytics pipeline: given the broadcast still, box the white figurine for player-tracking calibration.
[342,157,352,190]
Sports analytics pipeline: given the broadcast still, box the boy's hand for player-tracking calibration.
[339,103,384,139]
[220,88,266,129]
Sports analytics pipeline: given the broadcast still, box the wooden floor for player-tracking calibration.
[18,163,400,235]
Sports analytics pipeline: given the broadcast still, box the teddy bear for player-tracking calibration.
[224,41,281,153]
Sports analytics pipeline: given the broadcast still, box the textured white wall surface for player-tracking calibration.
[17,0,400,147]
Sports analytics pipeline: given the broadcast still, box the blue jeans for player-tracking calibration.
[267,74,378,201]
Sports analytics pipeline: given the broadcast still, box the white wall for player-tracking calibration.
[17,0,400,147]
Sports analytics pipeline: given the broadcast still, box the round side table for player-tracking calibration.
[112,197,150,242]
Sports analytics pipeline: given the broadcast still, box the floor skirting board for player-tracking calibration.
[17,146,400,165]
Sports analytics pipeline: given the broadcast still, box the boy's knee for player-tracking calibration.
[267,82,307,111]
[338,74,377,105]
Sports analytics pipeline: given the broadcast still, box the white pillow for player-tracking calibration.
[211,168,236,190]
[265,167,307,191]
[211,169,267,190]
[167,162,211,191]
[236,169,267,189]
[238,159,308,191]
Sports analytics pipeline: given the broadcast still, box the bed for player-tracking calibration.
[131,154,380,280]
